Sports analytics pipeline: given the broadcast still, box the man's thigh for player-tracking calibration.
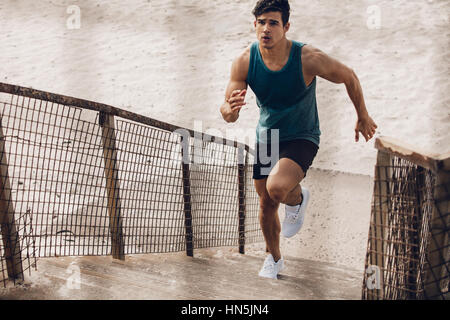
[267,158,305,194]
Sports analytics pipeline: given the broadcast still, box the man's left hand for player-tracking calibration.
[355,116,378,142]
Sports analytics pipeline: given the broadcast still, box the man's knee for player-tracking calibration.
[266,183,289,204]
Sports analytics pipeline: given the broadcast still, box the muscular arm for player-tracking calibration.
[220,48,250,123]
[302,45,378,142]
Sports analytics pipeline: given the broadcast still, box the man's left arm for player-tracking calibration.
[302,45,378,142]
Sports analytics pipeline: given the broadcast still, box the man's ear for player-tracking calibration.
[284,22,290,32]
[254,20,257,28]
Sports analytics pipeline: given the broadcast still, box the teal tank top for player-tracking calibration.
[247,40,321,146]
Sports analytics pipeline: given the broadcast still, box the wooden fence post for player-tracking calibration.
[180,135,193,257]
[407,166,424,299]
[99,112,125,260]
[0,117,24,280]
[238,147,247,254]
[368,151,390,299]
[424,160,450,299]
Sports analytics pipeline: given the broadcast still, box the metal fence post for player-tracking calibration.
[99,112,125,260]
[0,117,24,280]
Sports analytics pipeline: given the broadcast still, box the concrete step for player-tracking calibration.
[0,247,363,300]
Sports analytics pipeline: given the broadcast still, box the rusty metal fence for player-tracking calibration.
[362,137,449,300]
[0,82,262,286]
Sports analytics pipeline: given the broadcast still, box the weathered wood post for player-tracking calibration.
[367,150,390,299]
[407,166,424,299]
[99,112,125,260]
[0,116,24,280]
[180,133,193,257]
[237,146,247,254]
[424,156,450,299]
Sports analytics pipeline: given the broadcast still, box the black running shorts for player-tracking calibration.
[252,139,319,180]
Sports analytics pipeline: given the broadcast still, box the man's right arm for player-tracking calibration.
[220,49,250,123]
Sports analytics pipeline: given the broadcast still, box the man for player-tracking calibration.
[220,0,378,279]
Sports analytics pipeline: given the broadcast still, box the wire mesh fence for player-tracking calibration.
[362,143,449,300]
[0,82,263,286]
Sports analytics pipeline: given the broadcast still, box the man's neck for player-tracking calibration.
[259,38,291,62]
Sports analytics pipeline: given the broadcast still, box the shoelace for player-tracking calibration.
[285,205,301,223]
[262,260,275,273]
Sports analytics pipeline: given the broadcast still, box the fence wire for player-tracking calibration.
[0,83,263,286]
[362,154,449,300]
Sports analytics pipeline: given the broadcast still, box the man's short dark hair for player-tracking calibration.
[252,0,290,26]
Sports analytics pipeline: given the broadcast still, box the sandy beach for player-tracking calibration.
[1,0,448,176]
[0,1,449,277]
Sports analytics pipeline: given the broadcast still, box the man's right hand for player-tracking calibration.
[224,89,247,122]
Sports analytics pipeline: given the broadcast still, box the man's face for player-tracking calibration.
[254,11,290,49]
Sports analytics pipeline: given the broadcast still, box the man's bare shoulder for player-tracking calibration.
[301,44,322,63]
[301,44,328,75]
[231,45,252,80]
[238,45,252,63]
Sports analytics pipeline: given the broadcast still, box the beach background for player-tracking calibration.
[0,0,449,272]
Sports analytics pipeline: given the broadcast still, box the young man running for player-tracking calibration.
[220,0,378,279]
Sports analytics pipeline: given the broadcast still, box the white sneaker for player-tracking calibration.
[282,187,310,238]
[258,254,284,279]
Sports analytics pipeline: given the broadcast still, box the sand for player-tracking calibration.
[1,0,448,176]
[0,0,449,273]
